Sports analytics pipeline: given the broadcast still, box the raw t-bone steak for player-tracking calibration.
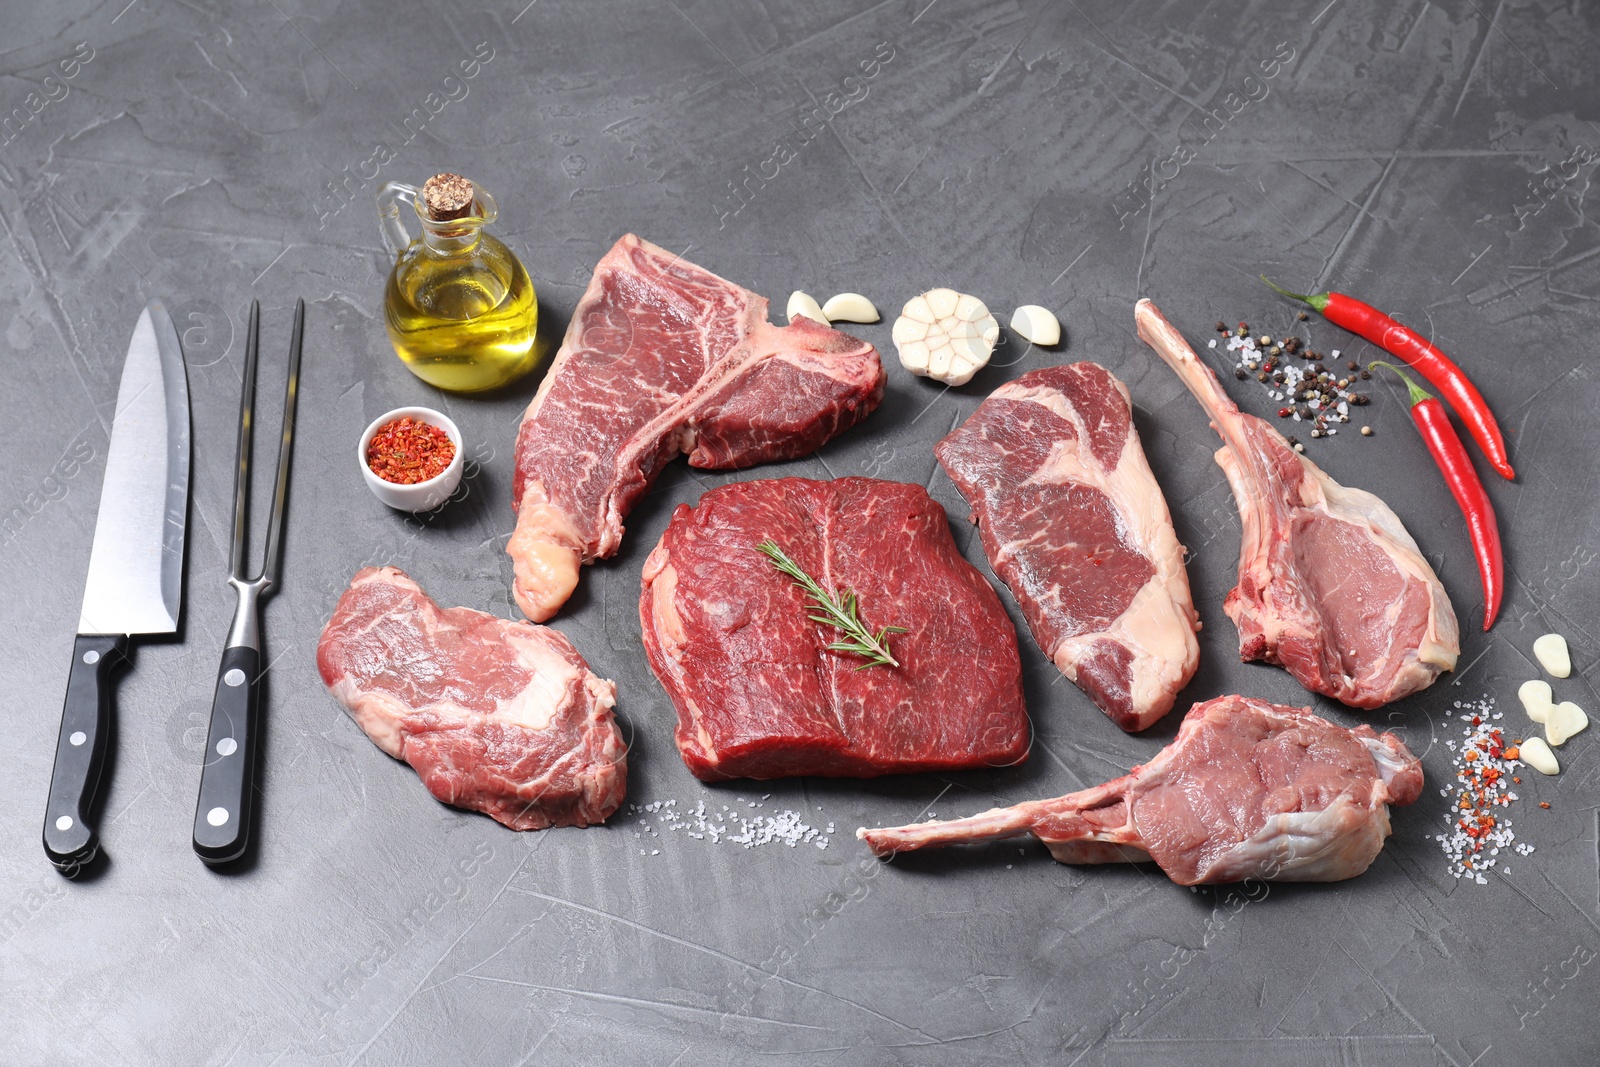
[317,567,625,830]
[859,694,1423,885]
[510,234,885,621]
[936,362,1200,731]
[640,477,1031,781]
[1135,299,1458,709]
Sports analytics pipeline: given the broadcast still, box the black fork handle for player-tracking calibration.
[192,643,261,865]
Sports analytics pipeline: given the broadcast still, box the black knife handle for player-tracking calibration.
[43,634,128,873]
[192,644,260,865]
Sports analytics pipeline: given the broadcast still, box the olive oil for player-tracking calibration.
[383,232,538,392]
[377,174,541,393]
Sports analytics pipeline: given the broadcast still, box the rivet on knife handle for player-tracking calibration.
[192,644,260,864]
[43,634,128,874]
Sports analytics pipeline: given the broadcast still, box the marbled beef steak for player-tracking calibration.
[317,567,625,830]
[640,477,1030,781]
[509,235,885,622]
[860,694,1423,885]
[936,362,1200,732]
[1136,299,1459,709]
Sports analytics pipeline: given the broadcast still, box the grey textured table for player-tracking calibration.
[3,1,1598,1064]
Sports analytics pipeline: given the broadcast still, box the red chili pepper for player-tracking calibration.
[1370,361,1503,631]
[1262,277,1514,480]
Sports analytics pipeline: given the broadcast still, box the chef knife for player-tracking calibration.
[42,301,189,873]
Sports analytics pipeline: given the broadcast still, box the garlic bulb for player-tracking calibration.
[892,288,999,386]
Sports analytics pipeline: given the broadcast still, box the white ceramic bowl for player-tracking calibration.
[358,406,464,512]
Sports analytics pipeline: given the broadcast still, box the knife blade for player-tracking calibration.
[43,301,189,873]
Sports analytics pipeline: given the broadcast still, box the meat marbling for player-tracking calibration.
[936,362,1200,731]
[640,477,1031,781]
[859,694,1423,885]
[317,567,625,830]
[1135,299,1458,709]
[510,235,885,621]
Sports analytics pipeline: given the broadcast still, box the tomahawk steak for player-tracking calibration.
[1136,299,1458,709]
[317,567,625,830]
[937,362,1200,731]
[640,477,1031,781]
[859,694,1423,885]
[510,235,886,621]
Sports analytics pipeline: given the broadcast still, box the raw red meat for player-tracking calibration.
[640,477,1030,781]
[510,235,885,621]
[859,694,1423,885]
[317,567,625,831]
[936,362,1200,731]
[1135,299,1458,709]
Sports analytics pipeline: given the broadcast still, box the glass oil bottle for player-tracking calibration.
[376,173,540,392]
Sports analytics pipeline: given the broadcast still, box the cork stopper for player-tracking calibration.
[421,173,475,221]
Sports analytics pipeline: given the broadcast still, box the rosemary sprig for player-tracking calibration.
[757,539,908,669]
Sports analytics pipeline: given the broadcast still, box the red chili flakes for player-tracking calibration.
[367,417,456,485]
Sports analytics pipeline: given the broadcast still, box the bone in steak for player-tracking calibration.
[317,567,625,830]
[640,477,1031,781]
[510,235,885,621]
[859,694,1423,885]
[1135,299,1458,709]
[936,362,1200,732]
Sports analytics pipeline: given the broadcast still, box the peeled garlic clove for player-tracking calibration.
[893,289,998,386]
[1546,701,1589,746]
[787,290,825,324]
[1519,679,1555,724]
[822,292,879,323]
[1533,633,1572,678]
[1010,305,1061,346]
[1519,736,1560,775]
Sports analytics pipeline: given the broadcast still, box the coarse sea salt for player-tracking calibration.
[1220,328,1361,442]
[1438,694,1531,883]
[626,797,832,851]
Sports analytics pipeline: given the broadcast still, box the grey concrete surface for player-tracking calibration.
[2,1,1598,1064]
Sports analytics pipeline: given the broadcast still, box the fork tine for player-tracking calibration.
[260,298,303,585]
[228,300,261,581]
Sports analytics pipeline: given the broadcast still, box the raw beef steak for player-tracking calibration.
[640,477,1030,781]
[510,235,885,621]
[317,567,625,830]
[860,694,1422,885]
[1136,299,1458,709]
[936,363,1200,731]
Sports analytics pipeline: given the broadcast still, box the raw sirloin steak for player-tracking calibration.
[937,363,1200,731]
[317,567,625,830]
[640,477,1031,781]
[509,235,885,622]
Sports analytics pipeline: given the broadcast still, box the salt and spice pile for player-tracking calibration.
[628,797,834,852]
[1209,319,1372,447]
[1437,694,1533,883]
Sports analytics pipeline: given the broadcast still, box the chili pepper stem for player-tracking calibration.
[1369,361,1433,406]
[1259,275,1330,313]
